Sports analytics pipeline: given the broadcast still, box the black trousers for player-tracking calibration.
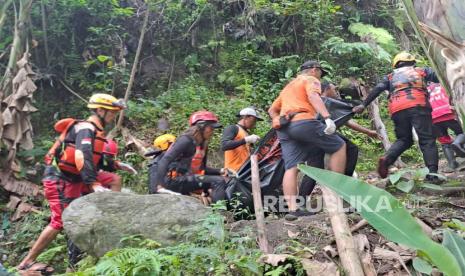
[433,119,463,139]
[165,175,226,203]
[299,133,358,197]
[388,107,439,172]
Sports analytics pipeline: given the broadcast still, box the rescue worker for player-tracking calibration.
[427,82,464,170]
[147,133,180,194]
[221,107,262,173]
[18,94,125,272]
[300,81,381,198]
[96,139,137,192]
[353,52,442,182]
[154,111,227,203]
[268,60,345,221]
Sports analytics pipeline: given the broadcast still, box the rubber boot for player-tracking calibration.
[442,144,459,170]
[451,134,465,157]
[425,165,446,184]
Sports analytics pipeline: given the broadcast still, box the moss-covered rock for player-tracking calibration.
[63,192,210,257]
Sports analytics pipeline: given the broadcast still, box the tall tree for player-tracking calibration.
[401,0,465,123]
[0,0,35,169]
[0,0,14,39]
[115,3,150,131]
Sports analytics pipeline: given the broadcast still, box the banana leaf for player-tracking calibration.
[298,165,461,276]
[443,229,465,275]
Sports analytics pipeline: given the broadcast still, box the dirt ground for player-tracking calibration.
[229,159,465,275]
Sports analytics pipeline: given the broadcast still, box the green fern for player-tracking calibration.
[322,36,391,63]
[94,248,163,276]
[348,22,398,54]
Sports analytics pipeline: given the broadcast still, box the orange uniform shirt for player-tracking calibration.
[270,75,321,121]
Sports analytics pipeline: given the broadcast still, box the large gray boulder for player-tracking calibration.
[63,192,210,257]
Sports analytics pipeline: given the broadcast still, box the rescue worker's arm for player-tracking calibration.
[305,80,336,135]
[221,125,245,151]
[358,77,390,110]
[268,95,282,129]
[304,79,330,118]
[345,119,381,139]
[74,123,99,186]
[424,67,439,83]
[155,136,192,187]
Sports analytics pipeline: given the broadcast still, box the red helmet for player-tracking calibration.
[103,139,118,156]
[189,111,222,128]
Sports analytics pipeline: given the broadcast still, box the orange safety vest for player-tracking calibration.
[224,125,250,172]
[45,116,106,176]
[191,146,206,175]
[387,66,428,115]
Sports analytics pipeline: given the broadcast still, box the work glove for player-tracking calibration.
[220,168,239,178]
[324,118,336,135]
[244,134,260,144]
[158,187,181,195]
[91,182,111,193]
[118,162,138,175]
[352,104,365,114]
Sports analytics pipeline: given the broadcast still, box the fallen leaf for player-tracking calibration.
[258,254,292,266]
[287,230,300,238]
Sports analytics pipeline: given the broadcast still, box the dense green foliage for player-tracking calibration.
[0,0,426,170]
[0,0,434,273]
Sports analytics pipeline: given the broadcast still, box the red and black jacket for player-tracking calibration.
[363,66,439,115]
[44,116,106,185]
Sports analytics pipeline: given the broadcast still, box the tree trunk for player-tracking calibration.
[40,0,49,67]
[1,0,33,96]
[0,0,14,39]
[250,154,271,254]
[400,0,465,124]
[321,187,365,276]
[115,7,149,131]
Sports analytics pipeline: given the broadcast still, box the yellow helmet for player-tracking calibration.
[153,134,176,151]
[87,93,126,110]
[392,52,416,68]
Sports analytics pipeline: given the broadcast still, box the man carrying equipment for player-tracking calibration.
[268,60,346,220]
[353,52,442,183]
[18,94,125,272]
[221,107,262,172]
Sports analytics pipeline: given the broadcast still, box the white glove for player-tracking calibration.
[118,162,138,175]
[244,134,260,144]
[220,168,239,178]
[92,183,111,193]
[324,118,336,135]
[158,187,181,195]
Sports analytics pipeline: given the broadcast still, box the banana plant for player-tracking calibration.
[299,165,462,276]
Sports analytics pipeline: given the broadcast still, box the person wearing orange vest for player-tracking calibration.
[427,82,464,170]
[221,107,263,172]
[353,52,442,183]
[154,111,227,203]
[18,94,125,273]
[95,139,137,192]
[268,60,346,221]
